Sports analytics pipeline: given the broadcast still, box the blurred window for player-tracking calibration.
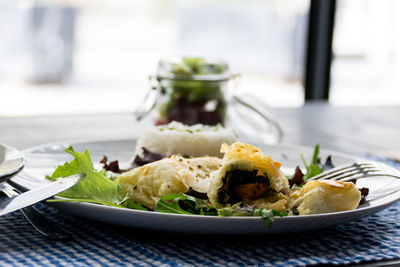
[331,0,400,105]
[0,0,308,116]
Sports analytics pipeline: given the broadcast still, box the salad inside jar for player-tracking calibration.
[155,57,233,126]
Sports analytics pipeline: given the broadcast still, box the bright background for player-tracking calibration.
[0,0,399,117]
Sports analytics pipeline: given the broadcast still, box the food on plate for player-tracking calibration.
[288,180,361,215]
[134,121,237,158]
[133,147,166,166]
[119,155,222,209]
[47,141,367,228]
[207,142,290,212]
[46,147,123,206]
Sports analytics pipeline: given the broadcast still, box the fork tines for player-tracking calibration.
[307,162,380,181]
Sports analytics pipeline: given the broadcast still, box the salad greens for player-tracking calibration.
[301,144,324,180]
[155,193,218,216]
[289,144,335,187]
[218,203,287,227]
[170,57,225,76]
[46,147,123,206]
[125,200,148,211]
[155,194,287,227]
[253,209,288,228]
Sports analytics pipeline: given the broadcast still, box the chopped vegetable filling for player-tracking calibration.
[218,170,270,204]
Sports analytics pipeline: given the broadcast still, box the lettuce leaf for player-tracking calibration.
[218,204,287,228]
[217,203,253,216]
[46,146,121,205]
[47,147,94,180]
[253,208,287,228]
[155,193,217,216]
[302,144,323,180]
[155,194,193,215]
[126,200,148,211]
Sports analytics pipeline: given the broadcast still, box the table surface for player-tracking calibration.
[2,102,399,157]
[1,101,400,267]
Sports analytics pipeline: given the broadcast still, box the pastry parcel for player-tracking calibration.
[207,142,290,211]
[119,155,221,209]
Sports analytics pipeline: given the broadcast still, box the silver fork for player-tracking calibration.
[307,161,400,182]
[0,182,71,241]
[307,161,400,201]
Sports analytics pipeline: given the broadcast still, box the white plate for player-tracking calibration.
[11,139,400,235]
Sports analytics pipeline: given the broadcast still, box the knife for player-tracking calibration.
[0,173,84,216]
[1,183,71,240]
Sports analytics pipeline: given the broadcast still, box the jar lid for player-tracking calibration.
[156,57,237,81]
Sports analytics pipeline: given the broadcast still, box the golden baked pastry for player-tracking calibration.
[289,180,361,215]
[207,142,290,209]
[119,155,222,209]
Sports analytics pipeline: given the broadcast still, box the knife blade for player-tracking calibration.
[1,183,71,240]
[0,173,84,216]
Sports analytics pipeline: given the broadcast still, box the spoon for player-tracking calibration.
[0,144,71,241]
[0,144,25,183]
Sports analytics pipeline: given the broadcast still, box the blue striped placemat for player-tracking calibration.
[1,157,400,266]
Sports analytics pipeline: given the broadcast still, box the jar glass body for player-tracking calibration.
[156,78,227,126]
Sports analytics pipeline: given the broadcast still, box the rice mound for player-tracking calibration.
[134,121,237,157]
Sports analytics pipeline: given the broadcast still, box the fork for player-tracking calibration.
[306,161,400,201]
[0,182,71,241]
[307,161,400,182]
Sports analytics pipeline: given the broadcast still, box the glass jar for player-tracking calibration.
[135,57,283,144]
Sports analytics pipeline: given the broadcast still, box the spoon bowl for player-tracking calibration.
[0,144,25,183]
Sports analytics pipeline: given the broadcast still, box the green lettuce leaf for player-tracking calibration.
[155,193,217,216]
[155,193,193,215]
[302,144,323,180]
[47,147,94,180]
[218,204,287,228]
[217,203,253,216]
[253,208,287,228]
[47,198,124,208]
[46,146,121,205]
[126,200,148,211]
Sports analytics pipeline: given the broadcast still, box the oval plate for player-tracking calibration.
[11,139,400,235]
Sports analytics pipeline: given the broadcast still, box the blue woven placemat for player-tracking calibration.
[1,158,400,267]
